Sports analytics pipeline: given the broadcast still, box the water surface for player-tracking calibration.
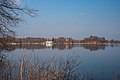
[2,44,120,80]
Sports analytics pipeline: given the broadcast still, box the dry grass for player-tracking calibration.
[0,53,86,80]
[2,53,120,80]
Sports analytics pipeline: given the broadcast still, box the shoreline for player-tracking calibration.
[9,42,120,45]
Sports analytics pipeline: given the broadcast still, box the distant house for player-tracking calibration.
[46,41,53,44]
[46,41,53,47]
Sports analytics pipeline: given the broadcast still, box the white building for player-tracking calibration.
[46,41,53,47]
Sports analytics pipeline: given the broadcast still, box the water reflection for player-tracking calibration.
[0,44,119,52]
[0,43,120,80]
[80,44,106,51]
[0,45,15,52]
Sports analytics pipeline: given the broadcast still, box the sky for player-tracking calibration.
[16,0,120,40]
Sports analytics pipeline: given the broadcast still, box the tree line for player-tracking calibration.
[0,36,120,45]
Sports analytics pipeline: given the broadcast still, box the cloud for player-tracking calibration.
[80,13,85,16]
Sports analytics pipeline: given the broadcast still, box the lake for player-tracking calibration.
[1,44,120,80]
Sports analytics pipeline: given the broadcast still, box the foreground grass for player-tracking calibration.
[0,53,96,80]
[0,53,120,80]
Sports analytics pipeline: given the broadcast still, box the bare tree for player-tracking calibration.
[0,0,37,46]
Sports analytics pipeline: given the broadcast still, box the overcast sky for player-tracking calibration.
[16,0,120,40]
